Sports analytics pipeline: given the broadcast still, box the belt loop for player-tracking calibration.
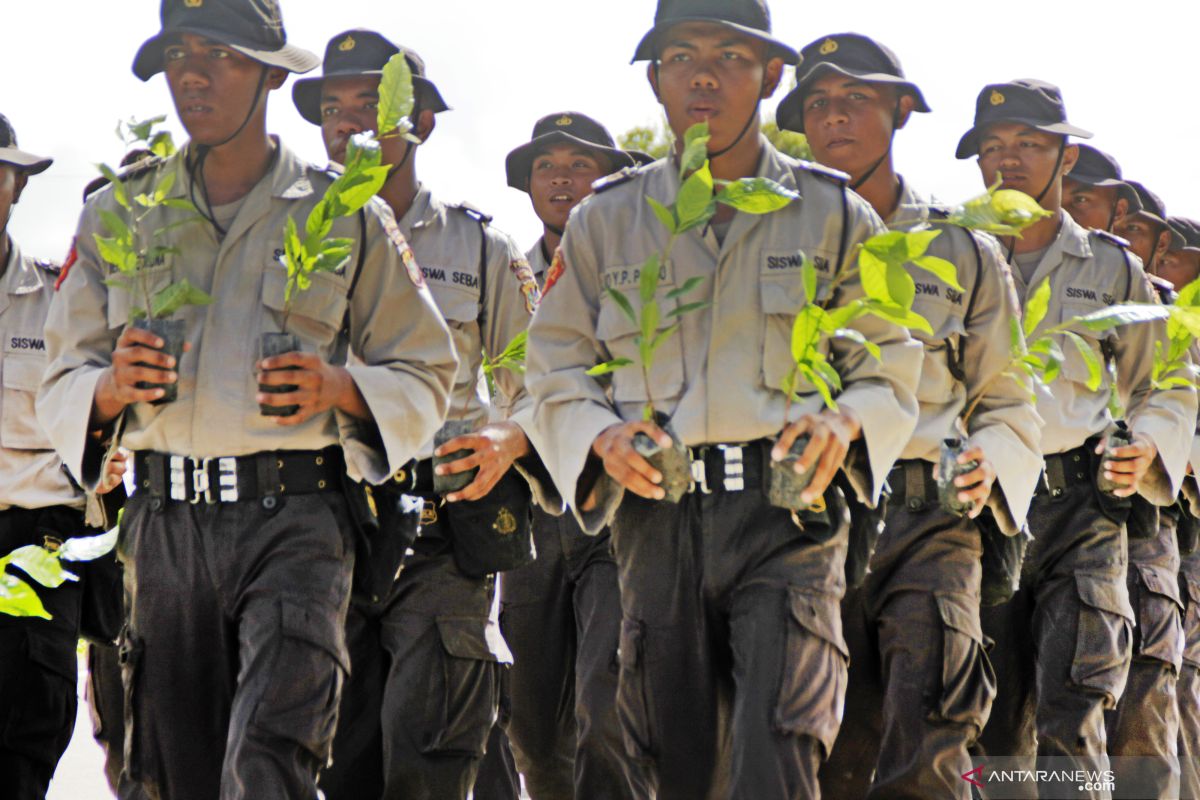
[256,453,281,513]
[904,461,927,512]
[1044,454,1068,499]
[146,455,166,501]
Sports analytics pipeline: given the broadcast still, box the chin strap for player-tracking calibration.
[1033,139,1065,206]
[850,103,903,196]
[653,58,765,165]
[187,67,270,237]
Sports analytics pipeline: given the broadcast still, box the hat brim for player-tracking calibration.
[955,117,1093,160]
[293,70,449,125]
[1130,209,1186,249]
[133,26,320,82]
[505,131,636,192]
[631,18,799,64]
[0,146,52,175]
[775,62,931,134]
[1064,173,1126,189]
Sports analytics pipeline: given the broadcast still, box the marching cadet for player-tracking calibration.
[0,114,124,800]
[774,34,1042,798]
[1091,180,1188,798]
[501,112,649,799]
[1063,144,1138,234]
[1159,216,1200,799]
[525,0,923,796]
[956,80,1196,799]
[37,2,457,798]
[293,29,543,800]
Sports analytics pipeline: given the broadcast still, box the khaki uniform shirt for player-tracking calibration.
[394,185,539,461]
[39,142,458,489]
[1016,212,1196,504]
[888,180,1043,532]
[527,239,551,285]
[526,141,923,533]
[0,241,83,511]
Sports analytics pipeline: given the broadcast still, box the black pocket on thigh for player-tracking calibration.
[930,593,996,736]
[445,471,534,578]
[616,618,656,763]
[253,598,350,762]
[418,615,509,756]
[1,631,77,765]
[1133,563,1185,670]
[774,586,849,757]
[1070,574,1134,708]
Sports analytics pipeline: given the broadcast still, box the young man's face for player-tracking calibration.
[1156,248,1200,291]
[976,122,1075,199]
[1113,213,1171,267]
[802,73,908,178]
[1062,178,1125,232]
[319,74,434,168]
[528,143,609,233]
[0,164,26,235]
[649,21,783,154]
[162,33,284,146]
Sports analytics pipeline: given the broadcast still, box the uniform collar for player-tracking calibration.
[887,176,931,228]
[709,139,798,255]
[2,238,42,297]
[1057,210,1093,259]
[397,183,441,236]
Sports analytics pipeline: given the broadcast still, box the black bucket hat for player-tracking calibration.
[632,0,798,65]
[505,113,637,192]
[293,30,449,126]
[1168,217,1200,253]
[955,79,1092,160]
[1126,181,1187,249]
[1066,144,1124,188]
[775,33,930,134]
[0,114,52,175]
[133,0,319,82]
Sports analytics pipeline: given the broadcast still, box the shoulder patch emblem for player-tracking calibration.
[55,239,78,292]
[543,247,566,295]
[384,216,424,288]
[510,257,541,315]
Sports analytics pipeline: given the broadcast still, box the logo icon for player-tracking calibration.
[819,38,839,55]
[493,508,518,535]
[184,0,203,7]
[962,766,985,789]
[556,115,573,127]
[420,501,438,526]
[990,90,1006,106]
[339,36,356,51]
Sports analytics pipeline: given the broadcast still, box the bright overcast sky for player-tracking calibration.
[8,0,1199,262]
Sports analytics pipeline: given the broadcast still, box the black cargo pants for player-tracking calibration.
[117,489,354,800]
[86,642,147,800]
[1106,500,1183,799]
[1178,544,1200,798]
[975,447,1132,800]
[821,460,994,800]
[499,505,649,799]
[608,459,850,800]
[0,505,87,800]
[320,495,510,800]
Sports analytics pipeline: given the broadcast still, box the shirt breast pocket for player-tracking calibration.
[915,306,968,405]
[1,355,51,450]
[1058,302,1111,389]
[261,265,349,348]
[595,286,684,404]
[759,270,832,393]
[105,265,173,330]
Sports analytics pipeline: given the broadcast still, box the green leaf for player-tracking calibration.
[103,275,134,292]
[1009,317,1024,356]
[810,352,843,392]
[790,306,824,363]
[858,247,892,305]
[149,131,176,159]
[646,196,677,234]
[715,177,799,215]
[640,300,661,345]
[676,164,715,228]
[586,358,634,376]
[902,229,942,258]
[797,363,838,412]
[127,115,167,143]
[7,545,76,588]
[377,52,416,136]
[94,234,137,274]
[1024,278,1051,337]
[59,530,119,562]
[885,262,916,310]
[98,209,131,242]
[98,164,130,210]
[1072,303,1170,332]
[910,255,964,293]
[1062,331,1103,391]
[946,184,1053,236]
[160,198,198,212]
[675,202,717,233]
[638,254,661,306]
[863,300,934,335]
[154,170,176,202]
[649,323,681,356]
[604,287,638,326]
[828,300,867,329]
[665,275,705,300]
[831,328,882,360]
[666,301,709,319]
[801,258,817,301]
[150,279,213,319]
[0,574,51,620]
[679,123,710,177]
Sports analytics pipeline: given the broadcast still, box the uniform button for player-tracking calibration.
[262,496,277,510]
[1072,454,1081,462]
[1052,488,1064,497]
[907,498,922,510]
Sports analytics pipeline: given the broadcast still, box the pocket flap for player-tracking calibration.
[1075,573,1134,621]
[261,265,348,326]
[1186,576,1200,605]
[787,586,849,659]
[1136,563,1184,609]
[759,275,807,315]
[281,597,350,673]
[3,356,45,391]
[935,593,984,643]
[435,616,513,664]
[24,632,78,683]
[596,290,643,340]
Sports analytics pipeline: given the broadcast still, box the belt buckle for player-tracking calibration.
[721,445,744,492]
[190,457,212,505]
[169,455,188,502]
[690,451,711,495]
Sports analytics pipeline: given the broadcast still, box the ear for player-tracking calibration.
[264,67,288,91]
[1060,143,1080,177]
[894,93,917,131]
[1114,197,1130,220]
[1155,229,1173,258]
[11,172,27,205]
[647,63,662,103]
[761,57,785,99]
[415,109,436,143]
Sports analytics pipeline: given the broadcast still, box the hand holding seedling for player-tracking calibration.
[435,421,532,503]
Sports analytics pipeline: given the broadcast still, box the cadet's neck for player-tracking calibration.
[380,159,419,221]
[706,134,763,183]
[854,157,902,222]
[1007,209,1063,255]
[0,234,10,278]
[542,228,562,256]
[195,126,276,206]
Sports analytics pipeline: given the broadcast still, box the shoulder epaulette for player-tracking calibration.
[1091,229,1130,249]
[1148,274,1177,304]
[33,258,61,275]
[453,201,493,225]
[796,160,850,184]
[84,155,165,202]
[592,166,640,194]
[926,205,953,220]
